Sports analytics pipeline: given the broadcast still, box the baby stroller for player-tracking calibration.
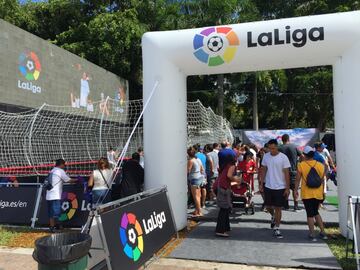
[231,179,255,215]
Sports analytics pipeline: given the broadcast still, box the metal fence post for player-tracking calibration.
[31,184,43,228]
[25,103,46,175]
[99,96,110,157]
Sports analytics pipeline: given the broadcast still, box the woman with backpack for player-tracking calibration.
[88,157,113,206]
[215,154,242,237]
[295,146,328,241]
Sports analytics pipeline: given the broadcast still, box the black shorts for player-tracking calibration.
[264,187,287,208]
[303,198,321,218]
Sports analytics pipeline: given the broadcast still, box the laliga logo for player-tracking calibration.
[58,192,91,222]
[119,211,167,262]
[120,212,144,262]
[247,26,324,48]
[193,26,240,67]
[59,192,78,221]
[17,50,42,94]
[193,25,324,65]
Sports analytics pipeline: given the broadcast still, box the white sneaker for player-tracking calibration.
[274,229,283,239]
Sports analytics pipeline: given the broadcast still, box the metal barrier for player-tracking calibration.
[0,182,90,228]
[84,186,177,270]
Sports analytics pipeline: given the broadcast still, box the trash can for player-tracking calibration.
[33,232,92,270]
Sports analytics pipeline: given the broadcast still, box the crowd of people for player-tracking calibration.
[187,134,336,240]
[45,146,145,233]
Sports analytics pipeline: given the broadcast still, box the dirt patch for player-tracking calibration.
[8,231,49,248]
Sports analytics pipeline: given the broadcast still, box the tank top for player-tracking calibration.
[189,158,202,180]
[92,169,113,190]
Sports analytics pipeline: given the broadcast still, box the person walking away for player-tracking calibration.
[215,155,242,237]
[218,141,236,170]
[249,144,258,166]
[314,142,330,208]
[279,134,303,211]
[207,144,219,201]
[137,146,145,168]
[194,144,207,208]
[88,158,113,206]
[316,142,336,185]
[259,139,291,239]
[187,147,205,216]
[107,147,117,168]
[213,143,220,154]
[46,159,77,233]
[258,143,269,211]
[120,153,144,197]
[204,144,214,203]
[295,146,328,241]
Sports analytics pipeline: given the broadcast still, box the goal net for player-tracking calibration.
[0,98,233,177]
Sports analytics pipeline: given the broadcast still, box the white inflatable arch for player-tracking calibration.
[142,11,360,232]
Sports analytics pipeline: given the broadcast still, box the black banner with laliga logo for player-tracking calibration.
[37,184,91,227]
[100,190,176,270]
[0,186,38,224]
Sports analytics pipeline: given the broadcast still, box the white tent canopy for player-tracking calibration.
[142,11,360,232]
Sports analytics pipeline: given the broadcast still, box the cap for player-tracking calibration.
[314,142,327,149]
[303,146,315,154]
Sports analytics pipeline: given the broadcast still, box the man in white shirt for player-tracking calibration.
[259,139,291,239]
[46,159,77,232]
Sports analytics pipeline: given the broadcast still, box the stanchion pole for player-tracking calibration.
[31,184,43,228]
[347,196,360,270]
[95,213,112,270]
[355,197,360,270]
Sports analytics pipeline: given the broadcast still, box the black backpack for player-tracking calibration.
[305,162,322,188]
[43,173,53,191]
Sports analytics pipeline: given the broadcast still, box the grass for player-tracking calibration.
[0,226,49,248]
[326,196,339,208]
[325,227,358,270]
[0,226,21,246]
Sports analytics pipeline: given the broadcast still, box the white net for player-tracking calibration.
[187,100,233,147]
[0,98,233,177]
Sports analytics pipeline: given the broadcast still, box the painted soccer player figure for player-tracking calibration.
[80,72,90,108]
[259,139,291,239]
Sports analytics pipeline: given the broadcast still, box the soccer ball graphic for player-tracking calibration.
[62,201,70,212]
[128,228,137,244]
[26,60,34,71]
[207,36,224,52]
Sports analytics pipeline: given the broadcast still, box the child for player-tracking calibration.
[237,151,256,191]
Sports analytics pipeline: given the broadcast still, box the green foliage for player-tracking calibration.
[0,0,359,129]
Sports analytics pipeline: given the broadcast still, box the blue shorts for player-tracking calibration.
[47,200,61,219]
[190,178,203,187]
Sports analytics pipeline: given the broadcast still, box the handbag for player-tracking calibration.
[216,166,232,208]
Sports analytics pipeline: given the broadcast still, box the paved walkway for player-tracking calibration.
[147,258,298,270]
[0,247,36,270]
[0,182,340,270]
[170,181,341,270]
